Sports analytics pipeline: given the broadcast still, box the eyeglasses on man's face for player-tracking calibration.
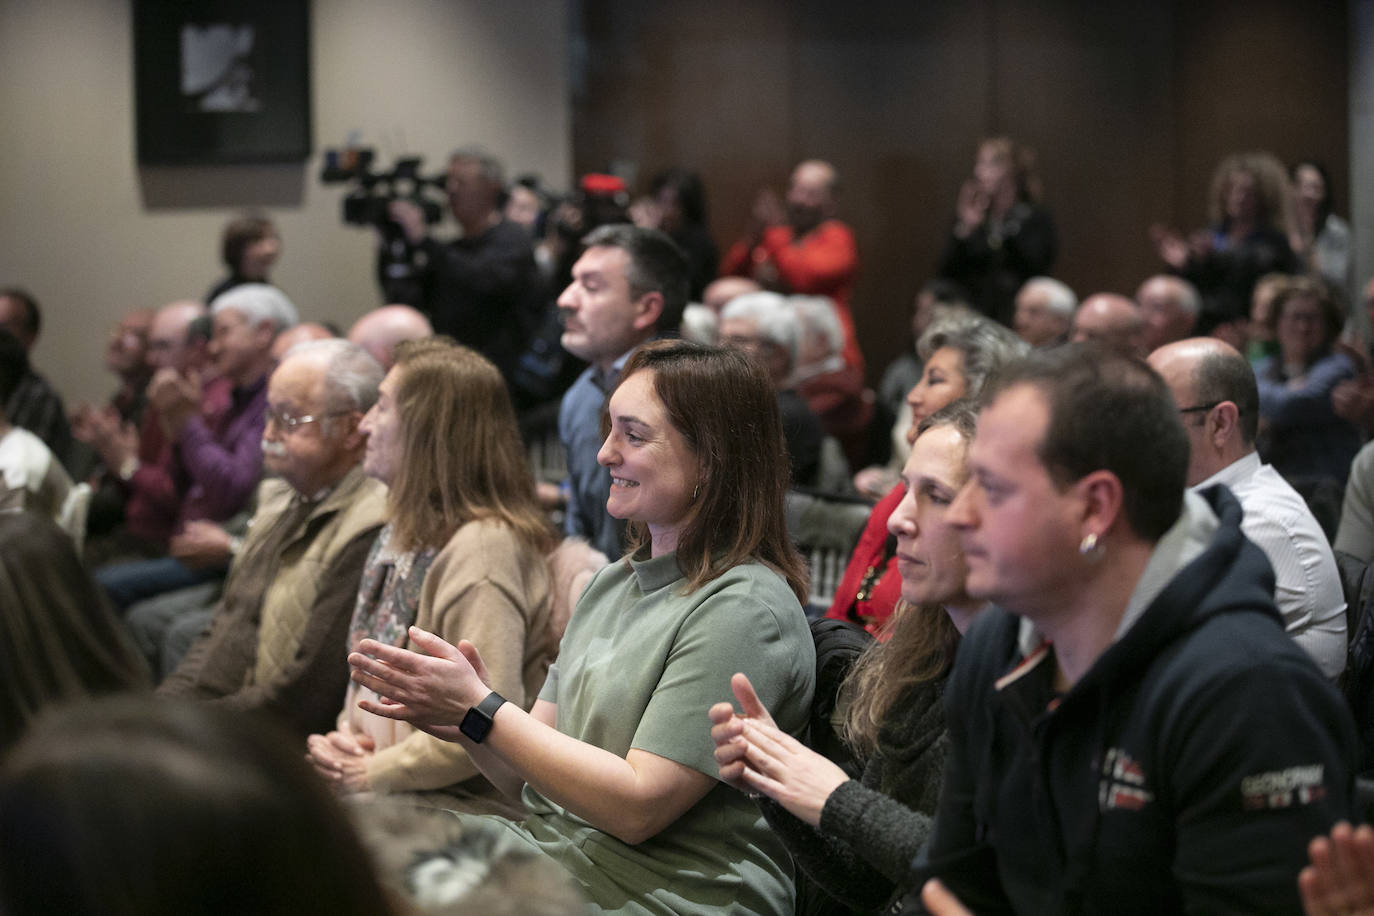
[265,405,350,433]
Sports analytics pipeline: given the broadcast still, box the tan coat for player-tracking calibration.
[343,525,607,794]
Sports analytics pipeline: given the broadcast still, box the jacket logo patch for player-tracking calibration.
[1240,765,1325,810]
[1099,747,1154,812]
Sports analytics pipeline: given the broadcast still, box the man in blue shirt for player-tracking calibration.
[556,225,687,559]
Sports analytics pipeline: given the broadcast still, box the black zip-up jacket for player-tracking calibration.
[913,486,1357,914]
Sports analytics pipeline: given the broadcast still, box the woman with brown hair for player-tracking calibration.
[206,213,281,303]
[348,339,816,916]
[0,511,149,751]
[0,697,397,916]
[307,338,567,805]
[1255,275,1361,489]
[711,401,986,914]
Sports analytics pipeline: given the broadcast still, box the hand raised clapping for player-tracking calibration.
[348,627,492,744]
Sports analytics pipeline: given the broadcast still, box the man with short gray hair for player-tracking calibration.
[1138,274,1200,353]
[720,292,824,485]
[1012,276,1076,348]
[95,286,297,610]
[160,340,387,737]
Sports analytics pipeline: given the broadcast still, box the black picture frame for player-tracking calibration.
[134,0,311,164]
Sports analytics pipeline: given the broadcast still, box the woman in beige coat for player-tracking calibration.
[307,338,598,804]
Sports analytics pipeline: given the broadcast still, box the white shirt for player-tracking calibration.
[1196,452,1347,678]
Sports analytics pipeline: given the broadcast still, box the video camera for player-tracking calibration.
[319,148,447,229]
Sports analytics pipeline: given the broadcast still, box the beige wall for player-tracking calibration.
[0,0,570,404]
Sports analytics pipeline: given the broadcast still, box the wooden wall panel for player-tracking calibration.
[572,0,1349,383]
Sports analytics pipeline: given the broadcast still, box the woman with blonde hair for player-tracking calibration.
[938,137,1058,327]
[712,401,986,914]
[307,338,571,806]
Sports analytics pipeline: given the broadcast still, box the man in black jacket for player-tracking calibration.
[386,148,546,386]
[914,345,1356,915]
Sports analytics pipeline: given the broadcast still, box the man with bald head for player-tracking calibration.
[347,304,433,370]
[1071,293,1145,357]
[1138,274,1200,352]
[271,322,336,362]
[1148,337,1346,677]
[721,159,863,370]
[701,276,762,315]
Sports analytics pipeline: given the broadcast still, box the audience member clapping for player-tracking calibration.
[308,339,569,804]
[348,340,816,915]
[1300,822,1374,916]
[711,401,987,913]
[93,283,296,610]
[938,137,1057,327]
[1152,150,1300,329]
[1290,160,1354,300]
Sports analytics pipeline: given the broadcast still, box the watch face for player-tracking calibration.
[459,707,493,743]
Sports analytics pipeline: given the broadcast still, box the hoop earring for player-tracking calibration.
[1079,532,1098,556]
[691,484,700,503]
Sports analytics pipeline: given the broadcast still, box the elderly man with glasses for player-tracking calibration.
[158,339,387,737]
[1149,337,1346,678]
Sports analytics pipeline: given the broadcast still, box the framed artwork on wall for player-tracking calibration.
[134,0,311,164]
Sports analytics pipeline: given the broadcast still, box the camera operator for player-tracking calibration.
[384,148,546,385]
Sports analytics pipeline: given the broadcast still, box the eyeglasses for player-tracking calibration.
[1177,402,1222,415]
[265,406,351,433]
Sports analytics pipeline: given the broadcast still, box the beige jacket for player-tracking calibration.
[343,523,606,794]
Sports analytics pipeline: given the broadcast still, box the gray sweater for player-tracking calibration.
[761,678,948,914]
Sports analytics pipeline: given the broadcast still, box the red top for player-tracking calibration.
[825,483,904,637]
[721,219,863,372]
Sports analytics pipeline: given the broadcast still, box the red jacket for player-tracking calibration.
[722,220,863,372]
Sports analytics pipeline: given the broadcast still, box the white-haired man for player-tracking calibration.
[720,292,824,485]
[159,340,387,737]
[1013,276,1076,348]
[95,284,297,610]
[1138,274,1200,353]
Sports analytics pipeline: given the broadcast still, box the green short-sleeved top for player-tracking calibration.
[470,550,815,915]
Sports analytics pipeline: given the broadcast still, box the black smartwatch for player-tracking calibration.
[459,691,507,744]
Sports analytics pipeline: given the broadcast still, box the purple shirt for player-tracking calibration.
[174,374,268,525]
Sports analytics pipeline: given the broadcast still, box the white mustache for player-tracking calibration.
[261,439,287,458]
